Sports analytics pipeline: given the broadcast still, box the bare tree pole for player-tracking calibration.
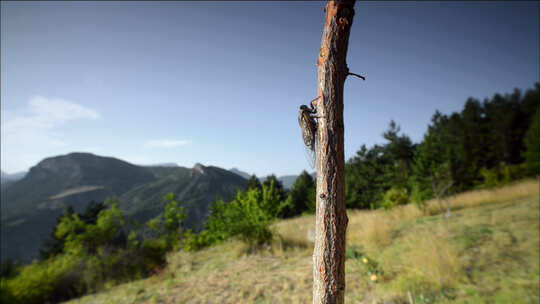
[313,1,356,303]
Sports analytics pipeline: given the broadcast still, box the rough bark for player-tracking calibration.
[313,1,355,303]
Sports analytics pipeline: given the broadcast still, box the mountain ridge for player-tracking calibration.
[1,170,26,184]
[1,152,247,262]
[228,168,316,189]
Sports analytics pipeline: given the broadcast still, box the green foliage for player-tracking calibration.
[279,171,316,218]
[345,121,415,209]
[246,174,262,190]
[0,259,21,279]
[346,246,384,282]
[262,174,287,202]
[7,196,187,304]
[382,187,410,210]
[40,206,76,260]
[523,110,540,175]
[478,162,528,189]
[145,193,187,251]
[140,238,168,271]
[55,199,125,256]
[345,84,538,210]
[183,230,214,252]
[411,111,457,204]
[1,254,81,304]
[478,165,509,188]
[186,181,280,250]
[345,145,390,209]
[382,121,415,189]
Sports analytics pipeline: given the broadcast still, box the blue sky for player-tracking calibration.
[1,1,538,176]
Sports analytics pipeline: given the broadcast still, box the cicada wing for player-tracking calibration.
[298,105,318,169]
[303,145,316,169]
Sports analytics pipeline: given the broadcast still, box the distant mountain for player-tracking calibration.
[263,172,317,189]
[1,170,26,184]
[1,153,156,262]
[120,164,247,228]
[276,175,301,189]
[276,172,316,189]
[2,153,156,220]
[144,163,179,167]
[229,168,251,180]
[1,153,247,262]
[229,168,316,189]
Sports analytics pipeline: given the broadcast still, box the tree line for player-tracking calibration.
[346,84,540,210]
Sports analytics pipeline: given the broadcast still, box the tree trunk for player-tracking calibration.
[313,1,355,303]
[436,195,443,216]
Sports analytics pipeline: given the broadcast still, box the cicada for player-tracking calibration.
[298,97,320,168]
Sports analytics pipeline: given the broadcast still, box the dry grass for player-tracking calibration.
[381,226,461,294]
[65,179,539,304]
[347,203,423,255]
[425,178,538,216]
[272,214,314,256]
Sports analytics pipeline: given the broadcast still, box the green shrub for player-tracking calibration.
[346,246,383,282]
[1,278,16,304]
[146,194,187,251]
[182,230,214,251]
[140,238,168,271]
[0,259,21,279]
[6,196,183,304]
[2,255,81,304]
[382,187,410,210]
[479,163,528,188]
[185,182,280,251]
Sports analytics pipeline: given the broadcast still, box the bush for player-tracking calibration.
[278,171,315,218]
[479,163,528,188]
[146,194,187,251]
[382,187,410,210]
[0,259,21,279]
[185,182,280,251]
[2,255,81,304]
[5,196,185,304]
[182,230,215,251]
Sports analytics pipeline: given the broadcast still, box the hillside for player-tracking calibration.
[0,170,26,185]
[1,153,157,262]
[2,153,156,220]
[65,180,539,304]
[1,154,247,262]
[119,164,248,229]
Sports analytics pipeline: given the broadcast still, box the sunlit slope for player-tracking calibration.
[66,179,539,304]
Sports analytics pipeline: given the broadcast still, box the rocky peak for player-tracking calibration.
[192,163,206,175]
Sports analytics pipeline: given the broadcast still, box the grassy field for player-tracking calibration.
[65,179,539,304]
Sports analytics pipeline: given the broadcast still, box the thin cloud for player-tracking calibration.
[2,96,100,132]
[144,139,191,149]
[1,96,101,172]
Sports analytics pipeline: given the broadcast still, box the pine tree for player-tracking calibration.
[523,110,540,176]
[279,171,315,217]
[246,174,262,190]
